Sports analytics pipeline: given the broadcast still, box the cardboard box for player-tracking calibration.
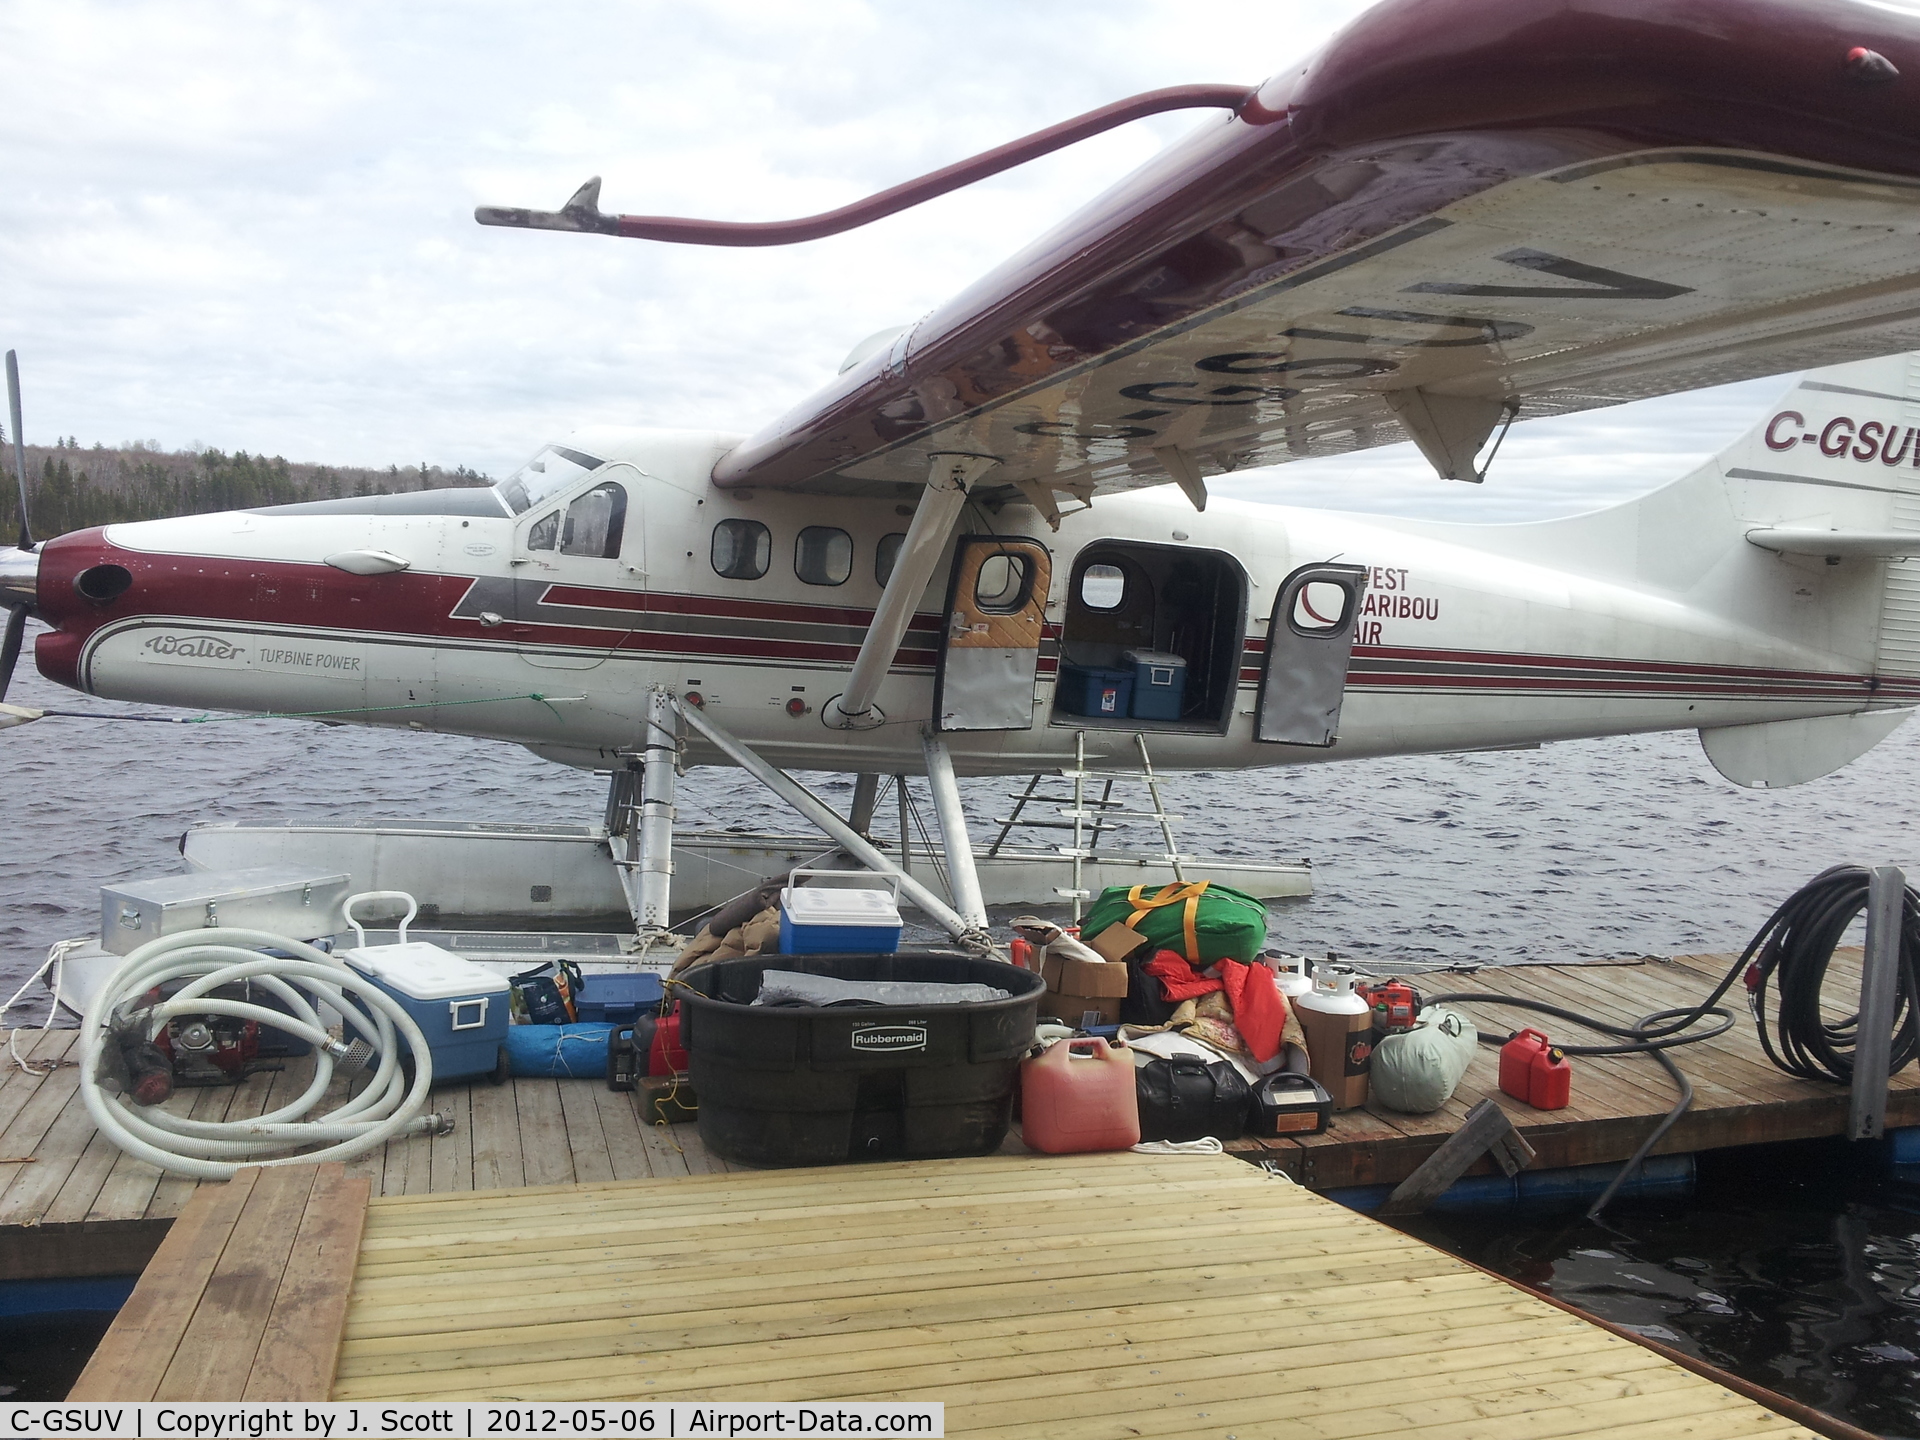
[1088,921,1152,962]
[1039,953,1128,1027]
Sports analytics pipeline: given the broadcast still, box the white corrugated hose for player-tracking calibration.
[78,926,441,1179]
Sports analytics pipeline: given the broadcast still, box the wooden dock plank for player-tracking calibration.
[468,1071,526,1191]
[244,1164,372,1401]
[326,1151,1818,1440]
[68,1168,261,1401]
[514,1079,575,1187]
[156,1164,319,1399]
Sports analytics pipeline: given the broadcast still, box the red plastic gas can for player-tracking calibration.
[1499,1028,1571,1109]
[1020,1037,1140,1154]
[649,1008,690,1076]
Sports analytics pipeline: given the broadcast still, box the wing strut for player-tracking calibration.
[474,84,1254,248]
[825,453,998,731]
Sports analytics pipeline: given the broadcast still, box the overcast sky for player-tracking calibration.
[1,0,1805,524]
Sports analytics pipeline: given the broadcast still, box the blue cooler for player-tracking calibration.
[342,943,510,1086]
[779,873,904,954]
[1122,648,1187,721]
[576,971,665,1023]
[1057,663,1134,718]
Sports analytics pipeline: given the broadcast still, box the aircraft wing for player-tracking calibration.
[703,0,1920,506]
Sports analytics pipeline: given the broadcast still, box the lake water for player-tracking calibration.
[2,620,1917,1430]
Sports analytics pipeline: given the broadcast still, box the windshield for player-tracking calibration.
[495,444,606,515]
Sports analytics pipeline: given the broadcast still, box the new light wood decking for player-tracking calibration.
[329,1149,1818,1438]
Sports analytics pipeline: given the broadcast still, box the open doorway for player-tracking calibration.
[1049,543,1247,732]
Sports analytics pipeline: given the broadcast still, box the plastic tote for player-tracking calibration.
[1057,664,1134,718]
[680,951,1043,1167]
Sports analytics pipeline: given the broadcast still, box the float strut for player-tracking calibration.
[922,729,989,931]
[632,687,679,936]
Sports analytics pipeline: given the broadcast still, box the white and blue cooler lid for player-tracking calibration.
[1121,648,1186,668]
[780,885,902,928]
[342,942,511,1001]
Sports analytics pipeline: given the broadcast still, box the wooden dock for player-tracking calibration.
[1,951,1915,1281]
[70,1150,1823,1435]
[1231,952,1920,1188]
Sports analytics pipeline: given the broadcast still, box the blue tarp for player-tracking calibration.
[506,1023,614,1079]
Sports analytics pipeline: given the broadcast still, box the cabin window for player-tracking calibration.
[876,532,906,586]
[796,526,852,586]
[527,510,560,551]
[1290,578,1356,635]
[559,482,627,559]
[1079,563,1126,611]
[974,551,1035,614]
[712,518,771,580]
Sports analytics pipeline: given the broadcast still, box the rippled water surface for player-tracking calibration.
[4,622,1919,1426]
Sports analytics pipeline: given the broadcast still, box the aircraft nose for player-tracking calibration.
[0,545,35,612]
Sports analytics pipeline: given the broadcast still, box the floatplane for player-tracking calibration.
[9,0,1920,993]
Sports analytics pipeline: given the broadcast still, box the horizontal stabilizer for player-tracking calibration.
[1746,529,1920,558]
[1699,708,1911,789]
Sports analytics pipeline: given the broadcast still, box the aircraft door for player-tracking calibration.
[934,536,1052,732]
[512,463,642,671]
[1255,563,1367,746]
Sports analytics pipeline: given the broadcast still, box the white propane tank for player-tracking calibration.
[1269,954,1314,1002]
[1293,964,1373,1111]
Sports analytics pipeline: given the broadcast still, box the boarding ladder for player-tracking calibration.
[985,731,1188,923]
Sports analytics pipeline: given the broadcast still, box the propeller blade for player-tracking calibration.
[0,603,26,704]
[6,350,31,552]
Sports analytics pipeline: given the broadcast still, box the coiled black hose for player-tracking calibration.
[1744,863,1920,1083]
[1423,863,1919,1220]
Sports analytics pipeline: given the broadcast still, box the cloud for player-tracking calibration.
[0,0,1815,522]
[0,1,1378,474]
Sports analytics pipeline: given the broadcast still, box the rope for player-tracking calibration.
[1,937,86,1074]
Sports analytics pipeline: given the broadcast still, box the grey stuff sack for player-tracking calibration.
[1370,1006,1479,1114]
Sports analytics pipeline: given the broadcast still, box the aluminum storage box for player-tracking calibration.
[342,942,511,1085]
[1120,648,1187,721]
[101,865,352,956]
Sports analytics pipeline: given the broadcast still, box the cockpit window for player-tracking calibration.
[496,445,606,515]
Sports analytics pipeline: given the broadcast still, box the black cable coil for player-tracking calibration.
[1744,863,1920,1084]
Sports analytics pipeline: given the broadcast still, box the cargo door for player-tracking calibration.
[512,462,642,671]
[1255,563,1367,746]
[934,536,1052,732]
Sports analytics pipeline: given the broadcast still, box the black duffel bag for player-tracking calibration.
[1135,1054,1249,1143]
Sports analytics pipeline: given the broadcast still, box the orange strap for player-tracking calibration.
[1126,881,1210,963]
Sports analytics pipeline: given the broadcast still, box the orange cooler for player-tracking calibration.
[1020,1037,1140,1153]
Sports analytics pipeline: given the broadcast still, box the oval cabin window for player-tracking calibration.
[1291,579,1354,633]
[796,526,853,586]
[1079,563,1126,611]
[712,518,771,580]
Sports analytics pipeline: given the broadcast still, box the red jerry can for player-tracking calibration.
[650,1007,690,1076]
[1020,1037,1140,1154]
[1499,1028,1571,1110]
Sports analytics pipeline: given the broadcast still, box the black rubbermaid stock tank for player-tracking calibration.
[681,952,1044,1167]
